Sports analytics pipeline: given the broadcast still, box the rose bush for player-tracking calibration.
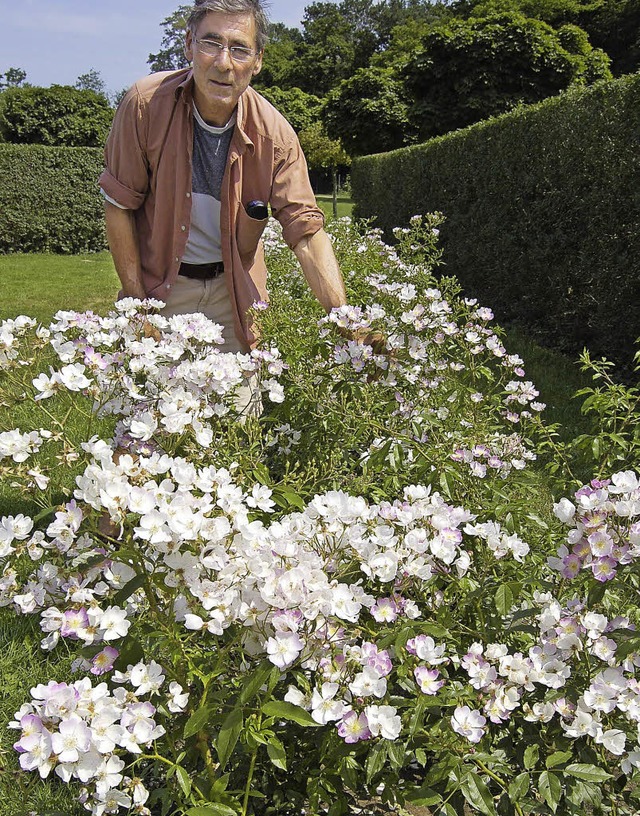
[1,215,640,816]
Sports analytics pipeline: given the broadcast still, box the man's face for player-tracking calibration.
[185,12,263,127]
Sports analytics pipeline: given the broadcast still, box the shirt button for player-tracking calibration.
[181,225,186,231]
[186,192,191,198]
[166,284,171,289]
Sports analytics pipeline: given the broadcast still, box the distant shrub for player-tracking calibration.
[0,85,113,147]
[0,144,106,253]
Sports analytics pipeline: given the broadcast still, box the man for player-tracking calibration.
[100,0,350,371]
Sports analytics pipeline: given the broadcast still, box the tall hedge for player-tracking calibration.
[352,73,640,373]
[0,145,106,253]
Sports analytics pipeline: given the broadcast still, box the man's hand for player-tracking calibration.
[142,320,162,343]
[337,326,388,355]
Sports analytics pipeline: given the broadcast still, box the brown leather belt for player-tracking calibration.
[179,261,225,280]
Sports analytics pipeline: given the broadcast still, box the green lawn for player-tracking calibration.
[316,193,354,219]
[0,251,119,325]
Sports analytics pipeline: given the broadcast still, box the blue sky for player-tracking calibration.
[0,0,333,96]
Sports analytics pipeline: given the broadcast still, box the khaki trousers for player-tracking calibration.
[162,275,261,418]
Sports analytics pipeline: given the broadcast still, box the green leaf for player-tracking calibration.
[545,750,572,769]
[587,581,607,606]
[215,708,243,769]
[262,700,320,727]
[408,695,429,736]
[407,786,441,807]
[564,763,613,782]
[614,634,640,660]
[495,584,514,617]
[425,754,462,786]
[184,706,212,739]
[461,771,496,816]
[387,740,405,770]
[524,743,539,769]
[439,470,454,499]
[266,736,287,771]
[251,463,271,484]
[539,770,562,813]
[508,772,529,802]
[238,660,274,705]
[209,774,230,795]
[526,513,549,530]
[271,486,305,511]
[114,636,144,671]
[365,742,388,783]
[422,621,450,638]
[184,806,238,816]
[33,504,56,524]
[567,779,604,807]
[176,766,192,797]
[113,573,147,606]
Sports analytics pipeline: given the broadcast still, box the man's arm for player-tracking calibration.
[104,201,147,299]
[293,227,387,353]
[292,228,347,313]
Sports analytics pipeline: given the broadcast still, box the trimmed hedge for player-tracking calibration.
[0,145,106,253]
[352,74,640,373]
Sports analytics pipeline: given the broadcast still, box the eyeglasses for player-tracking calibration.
[195,38,257,63]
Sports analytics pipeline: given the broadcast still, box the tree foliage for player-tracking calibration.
[75,68,108,98]
[147,4,191,73]
[258,86,322,132]
[324,67,416,156]
[403,11,612,139]
[455,0,640,75]
[0,86,114,147]
[253,23,305,90]
[144,0,634,149]
[456,0,605,25]
[0,67,28,90]
[578,0,640,75]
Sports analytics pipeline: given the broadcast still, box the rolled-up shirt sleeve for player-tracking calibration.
[99,85,150,211]
[270,138,325,250]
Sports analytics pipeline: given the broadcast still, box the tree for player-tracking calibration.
[111,87,129,109]
[403,11,612,139]
[148,5,191,72]
[371,16,437,70]
[454,0,606,25]
[0,85,114,147]
[0,67,28,90]
[258,87,323,132]
[298,121,350,217]
[578,0,640,75]
[453,0,640,75]
[323,67,416,156]
[294,2,359,95]
[253,23,305,90]
[76,68,108,98]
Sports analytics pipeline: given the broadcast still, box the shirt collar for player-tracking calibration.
[235,91,255,154]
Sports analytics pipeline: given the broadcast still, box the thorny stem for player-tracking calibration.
[472,758,525,816]
[196,729,218,786]
[242,713,263,816]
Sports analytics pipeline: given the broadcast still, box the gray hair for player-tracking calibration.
[188,0,270,51]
